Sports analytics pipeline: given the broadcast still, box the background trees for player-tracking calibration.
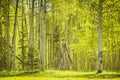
[0,0,120,72]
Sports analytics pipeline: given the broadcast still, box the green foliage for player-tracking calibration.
[27,46,39,71]
[0,37,11,71]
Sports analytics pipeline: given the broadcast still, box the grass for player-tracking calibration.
[0,70,120,80]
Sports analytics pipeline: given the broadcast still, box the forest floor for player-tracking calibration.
[0,70,120,80]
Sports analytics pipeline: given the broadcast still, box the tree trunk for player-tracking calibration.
[0,0,1,37]
[0,0,2,37]
[38,0,41,70]
[40,0,45,71]
[0,23,2,37]
[12,0,19,71]
[29,0,34,46]
[6,1,11,71]
[21,0,26,70]
[50,3,55,69]
[97,0,103,73]
[36,4,38,49]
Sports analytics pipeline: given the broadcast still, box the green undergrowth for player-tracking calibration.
[0,70,120,80]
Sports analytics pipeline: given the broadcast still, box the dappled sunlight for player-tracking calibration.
[0,0,120,80]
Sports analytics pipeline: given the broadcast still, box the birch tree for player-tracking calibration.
[97,0,103,73]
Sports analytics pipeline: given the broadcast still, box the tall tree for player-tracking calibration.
[40,0,45,71]
[28,0,35,47]
[97,0,103,73]
[0,23,1,37]
[21,0,25,70]
[28,0,35,70]
[0,0,1,37]
[12,0,19,70]
[20,0,28,70]
[6,0,11,71]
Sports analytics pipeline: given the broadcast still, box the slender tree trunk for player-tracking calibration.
[97,0,103,73]
[40,0,45,71]
[6,0,11,71]
[0,0,1,36]
[29,0,34,46]
[38,0,41,70]
[36,12,38,49]
[27,0,34,70]
[21,0,25,70]
[0,0,2,37]
[0,22,1,37]
[12,0,19,70]
[50,3,54,69]
[36,0,39,49]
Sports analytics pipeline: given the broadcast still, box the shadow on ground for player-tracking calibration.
[0,71,120,79]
